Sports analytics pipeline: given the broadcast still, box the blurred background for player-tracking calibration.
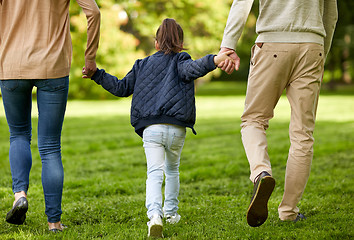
[68,0,353,99]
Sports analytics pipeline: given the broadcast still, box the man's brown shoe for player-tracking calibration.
[247,171,275,227]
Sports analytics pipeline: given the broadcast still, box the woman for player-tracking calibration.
[0,0,100,232]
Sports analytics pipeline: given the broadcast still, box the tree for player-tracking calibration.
[325,0,354,86]
[68,0,353,99]
[69,0,238,98]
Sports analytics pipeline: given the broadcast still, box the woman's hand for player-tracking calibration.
[82,61,97,78]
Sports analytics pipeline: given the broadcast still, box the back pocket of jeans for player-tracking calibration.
[170,134,185,150]
[143,130,163,146]
[40,77,68,92]
[0,80,19,91]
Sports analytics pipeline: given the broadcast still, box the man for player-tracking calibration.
[219,0,338,227]
[0,0,100,231]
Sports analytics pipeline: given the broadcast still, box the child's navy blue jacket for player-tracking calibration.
[91,51,216,137]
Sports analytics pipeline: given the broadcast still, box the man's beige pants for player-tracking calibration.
[241,43,324,221]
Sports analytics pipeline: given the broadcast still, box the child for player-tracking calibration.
[83,18,234,238]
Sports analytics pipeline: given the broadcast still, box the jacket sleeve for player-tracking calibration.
[75,0,101,63]
[91,62,139,97]
[220,0,254,50]
[323,0,338,58]
[177,52,216,82]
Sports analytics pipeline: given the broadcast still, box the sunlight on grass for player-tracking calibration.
[275,95,354,122]
[0,91,353,239]
[2,95,352,123]
[66,99,131,117]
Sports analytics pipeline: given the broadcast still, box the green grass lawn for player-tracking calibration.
[0,86,353,239]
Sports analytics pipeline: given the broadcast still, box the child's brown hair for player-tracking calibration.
[155,18,186,54]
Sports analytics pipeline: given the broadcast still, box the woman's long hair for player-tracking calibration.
[155,18,186,54]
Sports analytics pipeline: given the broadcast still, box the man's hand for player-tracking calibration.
[214,50,236,75]
[82,61,97,78]
[214,50,235,65]
[218,47,240,74]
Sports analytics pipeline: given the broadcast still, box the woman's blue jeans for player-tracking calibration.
[0,77,69,223]
[143,124,186,219]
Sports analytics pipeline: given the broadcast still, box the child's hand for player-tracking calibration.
[82,61,98,79]
[217,48,241,74]
[214,50,235,74]
[82,67,97,79]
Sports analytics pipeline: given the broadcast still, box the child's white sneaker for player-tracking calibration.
[165,213,181,224]
[147,214,163,238]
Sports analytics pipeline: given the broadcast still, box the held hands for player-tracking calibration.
[82,61,97,79]
[216,47,240,75]
[214,50,235,65]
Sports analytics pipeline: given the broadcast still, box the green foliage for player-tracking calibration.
[325,0,354,84]
[68,0,257,99]
[0,0,348,99]
[122,0,231,55]
[67,0,353,99]
[0,86,353,239]
[69,0,146,99]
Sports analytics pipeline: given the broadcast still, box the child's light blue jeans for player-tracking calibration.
[143,124,186,219]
